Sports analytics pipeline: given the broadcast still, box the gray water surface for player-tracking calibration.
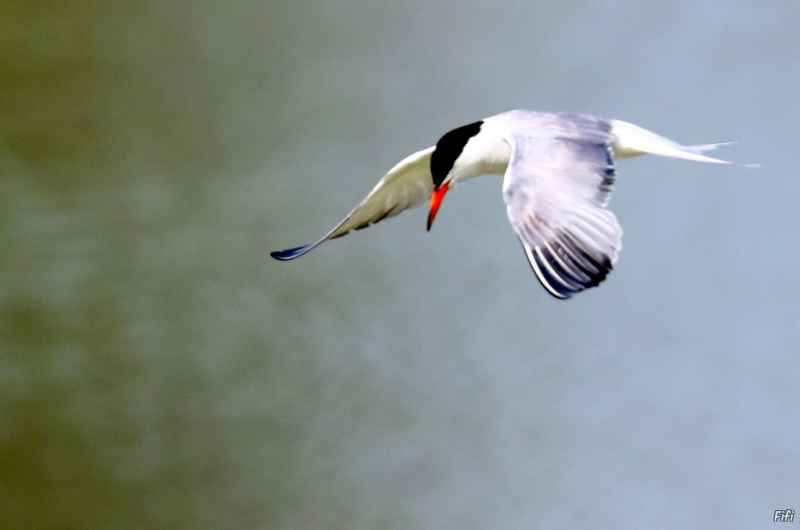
[1,1,798,529]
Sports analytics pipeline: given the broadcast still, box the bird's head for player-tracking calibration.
[427,120,483,230]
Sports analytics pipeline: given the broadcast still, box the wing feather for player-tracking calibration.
[502,116,622,298]
[271,146,435,261]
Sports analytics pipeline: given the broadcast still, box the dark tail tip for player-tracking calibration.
[270,244,314,261]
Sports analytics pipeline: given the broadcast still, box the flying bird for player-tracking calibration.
[271,110,732,299]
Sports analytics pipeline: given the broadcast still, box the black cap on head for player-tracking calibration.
[430,121,483,189]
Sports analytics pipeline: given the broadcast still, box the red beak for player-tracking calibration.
[427,182,450,231]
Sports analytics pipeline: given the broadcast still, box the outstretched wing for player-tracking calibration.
[503,119,622,299]
[271,146,435,260]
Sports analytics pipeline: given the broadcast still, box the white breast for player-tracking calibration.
[450,128,512,183]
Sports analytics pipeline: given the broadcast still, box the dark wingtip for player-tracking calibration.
[270,244,315,261]
[522,236,614,300]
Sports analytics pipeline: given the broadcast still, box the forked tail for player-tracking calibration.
[609,119,733,164]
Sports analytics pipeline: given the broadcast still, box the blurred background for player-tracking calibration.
[1,0,798,528]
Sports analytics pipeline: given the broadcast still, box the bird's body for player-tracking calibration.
[272,110,732,299]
